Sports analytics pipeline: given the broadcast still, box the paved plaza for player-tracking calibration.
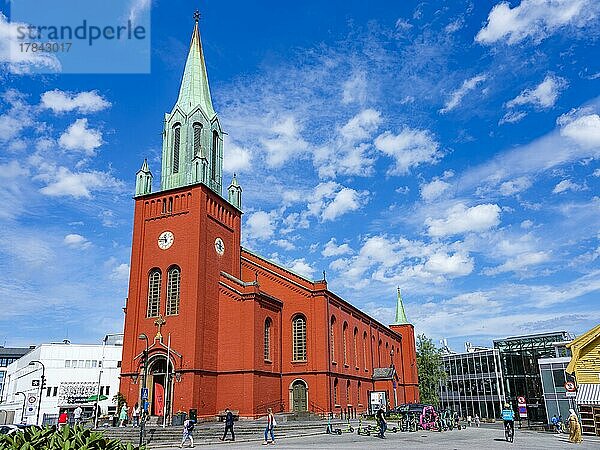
[157,424,600,449]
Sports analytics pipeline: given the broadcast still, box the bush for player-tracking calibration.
[0,424,141,450]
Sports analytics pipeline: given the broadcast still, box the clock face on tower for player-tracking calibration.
[214,237,225,255]
[158,231,174,250]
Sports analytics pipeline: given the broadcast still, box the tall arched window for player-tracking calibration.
[358,380,362,404]
[353,327,358,368]
[211,130,219,181]
[193,122,202,156]
[346,380,351,405]
[342,322,348,366]
[292,315,307,361]
[146,269,161,318]
[264,318,272,361]
[333,378,338,405]
[363,332,368,370]
[378,339,382,367]
[330,316,336,363]
[172,124,181,174]
[166,266,180,316]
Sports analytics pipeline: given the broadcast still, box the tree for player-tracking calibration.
[113,391,127,412]
[416,333,447,407]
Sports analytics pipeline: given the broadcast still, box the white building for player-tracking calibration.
[0,335,123,425]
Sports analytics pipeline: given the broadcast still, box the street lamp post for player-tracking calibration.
[94,335,109,429]
[29,361,45,426]
[138,333,149,448]
[15,392,26,423]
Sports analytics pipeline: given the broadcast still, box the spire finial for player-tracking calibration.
[193,9,200,22]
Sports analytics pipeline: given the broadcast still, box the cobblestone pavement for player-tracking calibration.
[159,424,600,449]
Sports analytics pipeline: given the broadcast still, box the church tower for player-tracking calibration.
[120,12,243,420]
[161,12,224,194]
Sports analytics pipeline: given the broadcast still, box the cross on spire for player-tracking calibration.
[154,314,166,341]
[193,9,200,22]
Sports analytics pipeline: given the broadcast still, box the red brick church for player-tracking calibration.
[120,14,419,419]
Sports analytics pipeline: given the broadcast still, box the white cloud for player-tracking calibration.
[287,258,316,279]
[475,0,597,45]
[439,74,487,113]
[424,251,474,277]
[593,169,600,177]
[307,182,369,222]
[260,116,308,167]
[499,110,527,125]
[273,239,295,251]
[506,75,568,109]
[245,211,276,241]
[58,118,103,155]
[322,238,354,257]
[0,90,34,142]
[0,13,61,73]
[552,179,584,193]
[559,113,600,149]
[374,128,442,175]
[339,109,381,142]
[63,233,91,249]
[521,219,534,229]
[223,139,252,173]
[128,0,151,23]
[40,90,111,114]
[498,177,532,196]
[342,72,368,105]
[39,166,123,198]
[421,179,451,202]
[111,263,130,281]
[484,251,551,275]
[426,203,501,237]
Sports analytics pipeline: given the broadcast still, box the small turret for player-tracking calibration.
[227,174,242,209]
[135,159,153,196]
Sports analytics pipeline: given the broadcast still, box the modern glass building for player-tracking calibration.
[438,344,506,419]
[494,331,573,423]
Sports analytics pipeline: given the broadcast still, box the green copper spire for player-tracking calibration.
[160,11,224,195]
[227,173,242,209]
[393,287,408,325]
[176,11,215,117]
[135,159,152,196]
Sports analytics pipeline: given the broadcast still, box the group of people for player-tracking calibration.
[466,414,480,427]
[502,404,583,444]
[118,402,142,427]
[179,407,277,448]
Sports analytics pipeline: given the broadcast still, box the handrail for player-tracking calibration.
[254,399,285,415]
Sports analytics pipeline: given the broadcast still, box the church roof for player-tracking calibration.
[175,14,215,117]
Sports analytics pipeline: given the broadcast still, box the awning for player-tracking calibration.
[575,383,600,405]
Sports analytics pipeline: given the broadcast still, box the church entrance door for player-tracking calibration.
[292,380,307,412]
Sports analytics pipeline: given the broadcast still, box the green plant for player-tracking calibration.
[416,333,447,408]
[113,391,127,411]
[0,424,142,450]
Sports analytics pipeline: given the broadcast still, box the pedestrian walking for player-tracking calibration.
[467,415,472,427]
[73,406,83,425]
[474,414,480,427]
[119,404,128,427]
[551,415,559,433]
[263,407,276,445]
[58,410,68,429]
[568,409,583,443]
[220,408,235,441]
[376,407,387,438]
[180,418,196,448]
[132,403,141,427]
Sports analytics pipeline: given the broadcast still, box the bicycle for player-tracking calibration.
[504,421,514,443]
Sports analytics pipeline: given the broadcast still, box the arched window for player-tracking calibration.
[166,266,180,316]
[292,315,307,361]
[264,318,272,361]
[378,339,382,366]
[342,322,348,366]
[358,380,362,404]
[193,122,202,156]
[363,332,368,370]
[211,130,219,181]
[146,269,161,318]
[346,380,351,405]
[353,327,358,368]
[330,316,336,363]
[172,124,181,174]
[333,378,338,405]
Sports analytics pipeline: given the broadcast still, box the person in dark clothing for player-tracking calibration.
[220,408,235,441]
[376,407,387,438]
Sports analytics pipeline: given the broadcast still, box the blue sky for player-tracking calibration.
[1,0,599,351]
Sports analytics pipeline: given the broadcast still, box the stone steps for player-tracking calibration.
[101,420,349,448]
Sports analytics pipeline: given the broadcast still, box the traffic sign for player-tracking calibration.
[565,381,576,392]
[141,387,148,400]
[517,396,526,404]
[24,394,37,417]
[32,380,40,387]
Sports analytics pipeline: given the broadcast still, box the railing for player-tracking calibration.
[309,401,327,419]
[253,399,285,416]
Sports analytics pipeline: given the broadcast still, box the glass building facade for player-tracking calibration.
[494,331,572,423]
[439,348,506,419]
[538,356,576,424]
